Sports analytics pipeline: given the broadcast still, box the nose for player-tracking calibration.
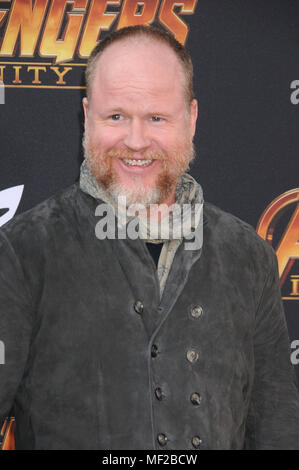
[123,118,151,152]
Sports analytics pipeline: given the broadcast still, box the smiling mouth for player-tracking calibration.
[121,158,153,168]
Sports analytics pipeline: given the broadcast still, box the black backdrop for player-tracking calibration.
[0,0,299,383]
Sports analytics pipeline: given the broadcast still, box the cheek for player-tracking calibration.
[154,125,190,152]
[88,125,123,149]
[159,135,188,155]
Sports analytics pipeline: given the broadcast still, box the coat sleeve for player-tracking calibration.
[244,247,299,449]
[0,230,33,424]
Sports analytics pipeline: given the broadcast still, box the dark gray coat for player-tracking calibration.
[0,182,299,449]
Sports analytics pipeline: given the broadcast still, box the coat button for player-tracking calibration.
[187,348,199,363]
[134,300,144,314]
[191,305,203,319]
[190,392,201,406]
[151,344,158,357]
[191,436,202,448]
[157,433,168,446]
[154,387,165,401]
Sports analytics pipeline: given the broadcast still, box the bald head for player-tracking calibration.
[88,37,187,115]
[85,25,194,107]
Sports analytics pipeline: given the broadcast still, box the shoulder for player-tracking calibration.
[0,183,91,252]
[203,201,277,271]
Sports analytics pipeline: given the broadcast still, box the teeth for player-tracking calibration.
[123,159,153,167]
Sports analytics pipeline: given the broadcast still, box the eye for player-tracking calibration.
[151,116,163,122]
[110,114,122,121]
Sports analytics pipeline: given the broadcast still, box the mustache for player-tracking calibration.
[106,149,167,161]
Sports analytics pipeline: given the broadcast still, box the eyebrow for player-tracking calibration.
[99,108,125,115]
[100,108,172,118]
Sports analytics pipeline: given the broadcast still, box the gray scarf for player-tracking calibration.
[79,159,204,298]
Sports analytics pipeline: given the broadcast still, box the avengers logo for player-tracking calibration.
[257,188,299,300]
[0,0,198,88]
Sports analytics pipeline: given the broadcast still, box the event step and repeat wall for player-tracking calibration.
[0,0,298,384]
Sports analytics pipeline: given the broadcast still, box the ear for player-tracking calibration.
[189,99,198,138]
[82,97,89,128]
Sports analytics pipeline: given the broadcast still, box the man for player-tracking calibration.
[0,25,299,450]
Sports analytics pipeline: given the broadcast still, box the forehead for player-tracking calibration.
[90,38,186,110]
